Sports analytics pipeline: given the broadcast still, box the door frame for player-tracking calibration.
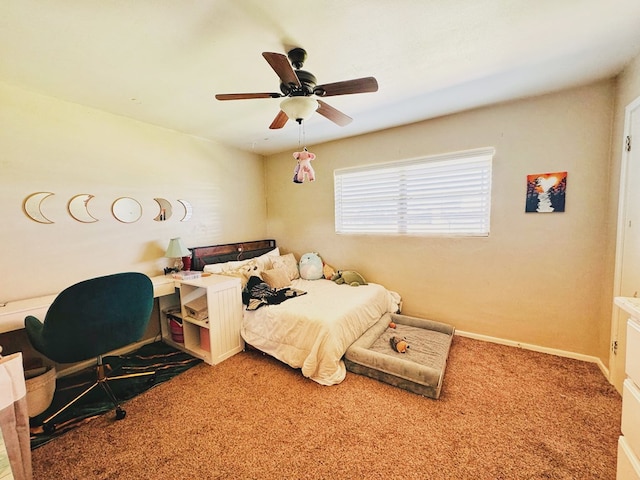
[610,95,640,391]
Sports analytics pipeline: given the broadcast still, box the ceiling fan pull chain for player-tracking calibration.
[302,120,307,150]
[298,120,306,149]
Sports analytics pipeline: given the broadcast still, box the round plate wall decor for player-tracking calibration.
[112,197,142,223]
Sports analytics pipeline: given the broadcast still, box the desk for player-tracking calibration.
[0,275,244,367]
[0,275,177,334]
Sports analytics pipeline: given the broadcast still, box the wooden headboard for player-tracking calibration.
[190,239,276,271]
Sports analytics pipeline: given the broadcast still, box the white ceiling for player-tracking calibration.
[3,0,640,156]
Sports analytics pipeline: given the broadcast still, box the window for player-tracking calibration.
[334,147,494,236]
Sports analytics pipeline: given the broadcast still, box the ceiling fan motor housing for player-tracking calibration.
[280,69,317,96]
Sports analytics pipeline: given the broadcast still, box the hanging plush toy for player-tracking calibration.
[292,147,316,183]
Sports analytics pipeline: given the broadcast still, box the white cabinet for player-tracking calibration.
[159,275,243,365]
[616,297,640,479]
[623,379,640,458]
[619,436,640,480]
[628,320,640,387]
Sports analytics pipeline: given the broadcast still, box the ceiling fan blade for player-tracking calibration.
[314,77,378,97]
[316,100,352,127]
[215,92,281,101]
[269,110,289,129]
[262,52,301,87]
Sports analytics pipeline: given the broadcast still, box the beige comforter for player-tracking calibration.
[240,278,400,385]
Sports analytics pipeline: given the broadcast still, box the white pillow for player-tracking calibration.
[272,253,300,280]
[202,247,279,274]
[217,268,250,288]
[260,247,280,258]
[204,259,249,274]
[203,263,224,274]
[262,268,291,289]
[216,259,267,288]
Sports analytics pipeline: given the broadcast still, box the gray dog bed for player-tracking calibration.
[345,313,455,399]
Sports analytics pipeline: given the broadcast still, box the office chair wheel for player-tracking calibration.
[42,422,56,434]
[115,407,126,420]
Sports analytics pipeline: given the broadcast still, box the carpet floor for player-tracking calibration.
[31,336,622,479]
[29,341,201,449]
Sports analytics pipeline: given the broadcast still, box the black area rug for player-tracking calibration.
[29,341,201,449]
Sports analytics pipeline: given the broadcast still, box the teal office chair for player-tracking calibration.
[25,272,155,433]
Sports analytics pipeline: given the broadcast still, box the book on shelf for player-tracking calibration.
[172,271,202,280]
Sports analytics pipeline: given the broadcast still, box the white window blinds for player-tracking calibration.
[334,147,494,236]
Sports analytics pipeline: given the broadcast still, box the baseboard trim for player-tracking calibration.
[455,330,610,380]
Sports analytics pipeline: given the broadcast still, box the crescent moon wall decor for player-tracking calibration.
[178,199,193,222]
[112,197,143,223]
[153,198,173,221]
[68,194,99,223]
[23,192,55,224]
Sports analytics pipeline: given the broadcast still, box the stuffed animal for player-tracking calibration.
[292,148,316,183]
[299,252,324,280]
[331,270,368,286]
[390,336,410,353]
[322,262,336,280]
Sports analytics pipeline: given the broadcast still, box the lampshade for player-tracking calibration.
[280,96,319,122]
[165,237,190,258]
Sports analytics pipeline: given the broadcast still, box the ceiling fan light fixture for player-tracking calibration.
[280,96,318,123]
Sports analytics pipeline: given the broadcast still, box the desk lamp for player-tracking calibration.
[164,237,190,274]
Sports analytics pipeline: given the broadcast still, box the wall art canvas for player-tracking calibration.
[525,171,567,213]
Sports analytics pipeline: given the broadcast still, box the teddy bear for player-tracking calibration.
[299,252,324,280]
[331,270,368,286]
[390,336,410,353]
[292,147,316,183]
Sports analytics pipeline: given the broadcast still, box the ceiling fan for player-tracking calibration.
[214,48,378,129]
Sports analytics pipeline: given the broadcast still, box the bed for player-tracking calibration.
[189,240,401,385]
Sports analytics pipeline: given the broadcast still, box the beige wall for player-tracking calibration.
[0,83,267,302]
[4,67,636,369]
[265,80,616,361]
